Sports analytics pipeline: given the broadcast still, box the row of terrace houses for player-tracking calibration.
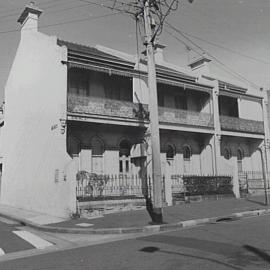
[0,4,269,218]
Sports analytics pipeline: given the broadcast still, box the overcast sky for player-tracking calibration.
[0,0,269,102]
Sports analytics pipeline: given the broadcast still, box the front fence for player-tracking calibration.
[171,175,233,199]
[76,172,149,201]
[76,171,233,202]
[239,171,270,195]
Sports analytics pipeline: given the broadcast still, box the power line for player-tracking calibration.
[0,0,66,17]
[180,29,270,65]
[77,0,137,15]
[164,28,203,58]
[0,11,122,35]
[166,21,262,89]
[0,0,83,21]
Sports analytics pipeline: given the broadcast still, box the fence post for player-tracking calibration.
[245,171,249,195]
[232,163,240,199]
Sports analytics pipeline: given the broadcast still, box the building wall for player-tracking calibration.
[220,137,263,173]
[160,131,205,175]
[68,123,210,177]
[239,99,262,121]
[67,123,146,175]
[0,29,76,218]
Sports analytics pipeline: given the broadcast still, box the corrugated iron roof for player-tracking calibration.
[57,39,134,67]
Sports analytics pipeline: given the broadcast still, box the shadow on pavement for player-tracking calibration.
[245,198,268,206]
[139,246,244,270]
[244,245,270,263]
[139,235,264,267]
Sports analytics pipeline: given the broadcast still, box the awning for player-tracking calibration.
[66,61,213,93]
[219,90,263,102]
[67,61,136,78]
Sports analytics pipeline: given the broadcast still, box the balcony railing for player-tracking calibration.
[67,94,149,122]
[67,95,214,129]
[220,115,264,134]
[159,107,214,129]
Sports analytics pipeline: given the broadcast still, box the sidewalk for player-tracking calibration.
[0,195,270,234]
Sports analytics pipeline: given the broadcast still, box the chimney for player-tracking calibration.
[140,43,166,64]
[188,53,211,76]
[17,2,42,32]
[154,43,166,63]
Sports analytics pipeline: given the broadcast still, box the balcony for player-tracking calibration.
[67,95,214,130]
[220,115,264,134]
[159,107,214,129]
[67,94,149,122]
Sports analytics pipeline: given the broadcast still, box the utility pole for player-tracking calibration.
[142,0,163,223]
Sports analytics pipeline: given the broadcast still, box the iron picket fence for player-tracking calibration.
[239,171,270,196]
[76,172,150,201]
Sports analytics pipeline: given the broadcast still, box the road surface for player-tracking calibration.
[1,214,270,269]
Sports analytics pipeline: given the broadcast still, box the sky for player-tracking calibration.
[0,0,270,103]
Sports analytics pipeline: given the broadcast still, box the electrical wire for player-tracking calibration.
[151,0,178,42]
[0,11,122,35]
[177,30,270,65]
[0,0,67,17]
[165,28,202,58]
[166,21,262,89]
[77,0,137,15]
[0,0,87,21]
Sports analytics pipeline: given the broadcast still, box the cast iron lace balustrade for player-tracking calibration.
[67,94,214,129]
[158,107,214,128]
[220,115,264,134]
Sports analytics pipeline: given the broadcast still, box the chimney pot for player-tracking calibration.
[17,2,42,26]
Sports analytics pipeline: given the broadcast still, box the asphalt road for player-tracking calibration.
[0,218,35,254]
[1,214,270,270]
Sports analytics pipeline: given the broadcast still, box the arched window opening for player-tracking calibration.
[166,145,175,175]
[224,148,231,160]
[166,145,175,159]
[119,140,131,174]
[237,149,243,172]
[183,145,191,174]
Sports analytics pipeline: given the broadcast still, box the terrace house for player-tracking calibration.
[0,4,269,217]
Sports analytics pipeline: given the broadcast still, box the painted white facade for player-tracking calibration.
[0,3,269,216]
[0,5,76,218]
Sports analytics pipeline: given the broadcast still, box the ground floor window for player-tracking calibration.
[166,144,175,175]
[119,140,131,174]
[91,137,104,174]
[237,148,243,172]
[183,145,191,174]
[224,147,231,160]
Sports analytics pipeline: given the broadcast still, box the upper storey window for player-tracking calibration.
[219,96,239,117]
[68,69,89,96]
[175,91,187,110]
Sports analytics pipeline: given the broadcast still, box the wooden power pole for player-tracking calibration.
[143,0,163,223]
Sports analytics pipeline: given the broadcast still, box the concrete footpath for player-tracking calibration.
[0,195,270,234]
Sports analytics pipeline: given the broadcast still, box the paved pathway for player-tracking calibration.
[53,195,270,229]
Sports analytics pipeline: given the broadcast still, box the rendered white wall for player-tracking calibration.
[0,28,76,218]
[239,99,262,121]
